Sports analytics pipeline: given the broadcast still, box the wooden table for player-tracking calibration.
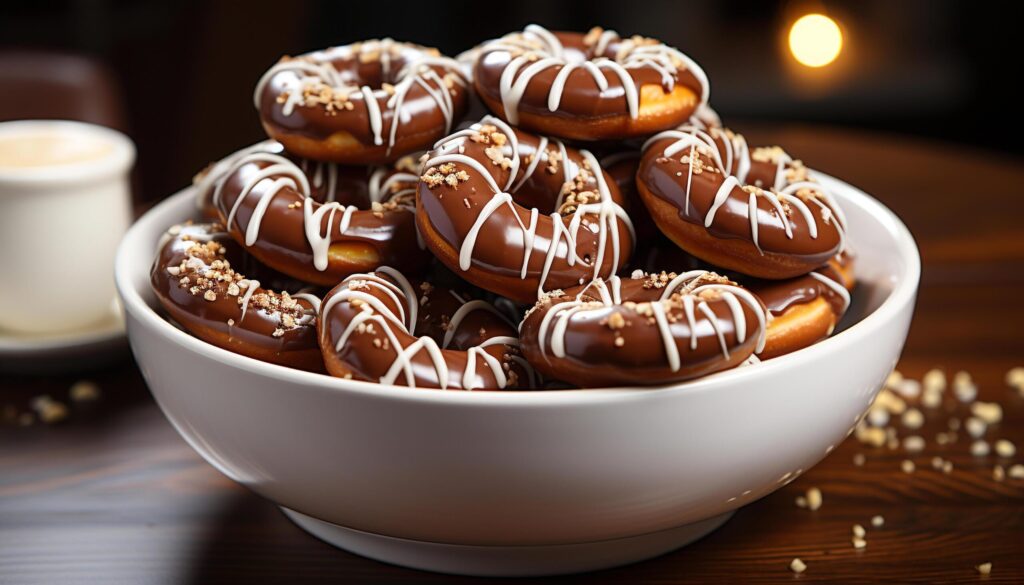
[3,125,1023,584]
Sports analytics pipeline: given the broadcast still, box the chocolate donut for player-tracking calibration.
[637,123,847,279]
[212,145,426,286]
[520,270,766,387]
[255,39,470,164]
[195,140,395,221]
[472,25,709,141]
[151,223,324,372]
[318,268,535,390]
[747,253,854,359]
[417,116,635,303]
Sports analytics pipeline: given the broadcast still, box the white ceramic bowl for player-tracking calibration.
[115,175,919,577]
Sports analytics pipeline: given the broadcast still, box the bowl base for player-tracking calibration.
[280,507,734,577]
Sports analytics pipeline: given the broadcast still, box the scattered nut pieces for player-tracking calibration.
[993,465,1005,482]
[942,460,954,474]
[965,417,987,439]
[903,435,925,453]
[994,439,1016,458]
[1008,464,1024,479]
[852,536,867,550]
[867,407,890,428]
[970,440,990,457]
[922,388,943,408]
[901,459,916,474]
[790,558,807,574]
[971,401,1003,424]
[922,368,946,393]
[932,456,945,470]
[806,487,823,511]
[30,396,68,424]
[953,374,977,402]
[895,379,921,399]
[856,425,887,447]
[901,408,924,430]
[795,495,807,508]
[975,562,992,576]
[885,370,903,389]
[853,453,866,466]
[852,524,866,538]
[871,515,885,527]
[1006,366,1024,394]
[69,380,100,402]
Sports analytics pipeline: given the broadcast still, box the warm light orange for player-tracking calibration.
[788,14,843,68]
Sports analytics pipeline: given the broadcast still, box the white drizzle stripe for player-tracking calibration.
[375,267,418,334]
[238,279,261,322]
[698,301,729,359]
[809,271,851,314]
[651,301,681,372]
[442,300,511,348]
[692,284,767,354]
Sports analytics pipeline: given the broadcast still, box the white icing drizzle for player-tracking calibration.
[642,123,847,254]
[254,40,467,156]
[321,269,527,389]
[425,118,635,298]
[483,25,709,125]
[809,270,851,314]
[535,272,767,372]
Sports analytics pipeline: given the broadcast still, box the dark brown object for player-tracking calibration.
[637,131,844,279]
[151,223,325,373]
[257,42,470,164]
[417,120,633,302]
[473,28,704,140]
[519,272,762,387]
[0,51,126,130]
[2,126,1023,583]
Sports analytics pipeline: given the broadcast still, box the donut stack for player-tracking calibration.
[151,26,855,390]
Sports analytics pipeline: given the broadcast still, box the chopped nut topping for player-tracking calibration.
[69,380,100,402]
[789,558,807,574]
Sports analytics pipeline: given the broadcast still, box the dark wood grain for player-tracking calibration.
[2,125,1024,584]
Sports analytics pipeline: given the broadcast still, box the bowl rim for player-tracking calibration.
[115,172,920,406]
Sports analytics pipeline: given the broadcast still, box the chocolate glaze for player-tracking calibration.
[747,259,850,318]
[473,26,707,136]
[151,223,324,372]
[520,271,766,387]
[417,116,635,303]
[638,125,846,276]
[740,252,855,359]
[213,146,426,286]
[318,268,535,390]
[256,40,470,162]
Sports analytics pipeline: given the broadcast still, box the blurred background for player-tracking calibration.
[1,0,1018,203]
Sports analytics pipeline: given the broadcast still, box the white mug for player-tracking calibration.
[0,120,135,334]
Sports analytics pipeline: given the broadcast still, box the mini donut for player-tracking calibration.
[520,270,766,387]
[151,223,324,372]
[472,25,709,141]
[416,116,635,303]
[255,39,470,164]
[318,267,535,390]
[637,122,848,279]
[747,253,855,359]
[212,145,426,286]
